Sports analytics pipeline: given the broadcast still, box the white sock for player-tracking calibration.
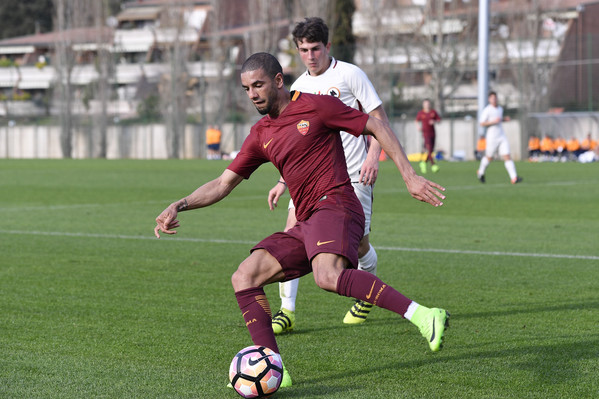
[504,160,517,180]
[279,279,299,312]
[358,245,377,276]
[478,157,490,176]
[404,301,420,321]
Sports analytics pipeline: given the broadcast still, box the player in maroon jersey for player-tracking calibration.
[415,99,442,173]
[154,53,450,385]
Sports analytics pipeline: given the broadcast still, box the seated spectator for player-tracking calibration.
[206,125,222,160]
[554,136,567,162]
[566,137,581,160]
[581,133,597,152]
[579,145,599,163]
[475,137,486,161]
[540,135,555,161]
[528,134,540,161]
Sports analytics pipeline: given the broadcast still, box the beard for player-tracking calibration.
[254,89,278,115]
[255,104,270,115]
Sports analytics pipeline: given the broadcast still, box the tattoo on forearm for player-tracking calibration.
[177,199,188,212]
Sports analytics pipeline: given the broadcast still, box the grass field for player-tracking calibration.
[1,158,598,399]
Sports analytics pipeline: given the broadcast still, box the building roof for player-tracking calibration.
[117,6,162,22]
[121,0,210,6]
[445,0,599,17]
[206,18,289,38]
[0,27,114,49]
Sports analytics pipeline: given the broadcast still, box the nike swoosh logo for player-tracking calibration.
[430,317,436,342]
[316,240,335,246]
[365,281,376,300]
[248,355,270,366]
[242,311,250,318]
[263,138,273,149]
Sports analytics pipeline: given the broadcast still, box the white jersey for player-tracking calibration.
[291,57,382,179]
[479,104,505,138]
[480,104,510,157]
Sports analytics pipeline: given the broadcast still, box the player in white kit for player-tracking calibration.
[267,17,390,333]
[477,91,522,184]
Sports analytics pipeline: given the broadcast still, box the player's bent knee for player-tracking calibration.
[232,250,286,291]
[312,266,342,292]
[313,274,337,292]
[231,257,262,290]
[312,254,348,292]
[231,268,251,291]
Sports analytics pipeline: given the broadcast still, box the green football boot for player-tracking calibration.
[272,308,295,335]
[343,299,373,324]
[413,307,450,352]
[280,362,292,388]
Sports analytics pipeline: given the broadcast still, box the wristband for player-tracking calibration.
[277,180,287,185]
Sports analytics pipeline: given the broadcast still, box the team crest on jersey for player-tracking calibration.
[327,87,341,98]
[297,120,310,135]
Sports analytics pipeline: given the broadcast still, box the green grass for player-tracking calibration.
[0,159,598,398]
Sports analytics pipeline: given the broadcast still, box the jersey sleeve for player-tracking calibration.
[313,95,369,137]
[344,64,382,114]
[479,106,490,123]
[226,127,267,179]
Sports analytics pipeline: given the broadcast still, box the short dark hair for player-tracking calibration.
[488,91,497,98]
[241,52,283,80]
[292,17,329,47]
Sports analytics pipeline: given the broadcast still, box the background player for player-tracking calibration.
[267,17,389,333]
[154,52,450,387]
[205,125,222,160]
[415,99,441,174]
[477,91,522,184]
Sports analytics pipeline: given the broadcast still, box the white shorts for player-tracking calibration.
[485,132,511,158]
[288,181,373,237]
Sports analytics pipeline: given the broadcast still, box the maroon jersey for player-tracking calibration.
[228,91,369,221]
[416,109,441,136]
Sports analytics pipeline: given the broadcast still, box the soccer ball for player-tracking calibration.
[229,345,283,398]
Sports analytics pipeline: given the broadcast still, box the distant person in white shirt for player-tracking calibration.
[267,17,389,333]
[477,91,522,184]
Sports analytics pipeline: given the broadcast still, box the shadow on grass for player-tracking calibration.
[458,299,599,319]
[274,335,599,398]
[268,301,599,397]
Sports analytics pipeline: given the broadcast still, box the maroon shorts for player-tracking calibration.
[251,191,365,281]
[423,133,436,152]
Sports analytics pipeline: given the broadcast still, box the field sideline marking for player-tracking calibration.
[1,180,597,212]
[375,179,596,194]
[0,196,266,212]
[376,245,599,260]
[2,229,598,261]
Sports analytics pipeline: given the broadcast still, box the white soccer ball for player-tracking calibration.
[229,345,283,398]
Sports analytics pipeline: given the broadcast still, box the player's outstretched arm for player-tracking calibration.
[267,179,287,210]
[154,169,244,238]
[364,116,446,207]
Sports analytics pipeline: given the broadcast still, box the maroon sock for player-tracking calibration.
[235,287,279,353]
[336,269,412,318]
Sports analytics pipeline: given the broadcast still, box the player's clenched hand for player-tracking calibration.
[154,205,180,238]
[405,175,446,207]
[268,182,287,211]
